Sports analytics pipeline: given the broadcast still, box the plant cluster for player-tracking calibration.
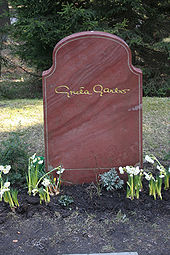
[119,166,143,200]
[0,152,169,211]
[99,168,124,191]
[27,153,65,204]
[119,155,170,200]
[144,155,169,199]
[0,152,66,210]
[0,133,28,185]
[59,195,74,207]
[0,165,19,210]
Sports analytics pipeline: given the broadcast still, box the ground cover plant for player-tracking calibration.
[0,97,169,255]
[0,132,28,185]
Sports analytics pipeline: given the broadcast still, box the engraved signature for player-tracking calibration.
[54,84,130,98]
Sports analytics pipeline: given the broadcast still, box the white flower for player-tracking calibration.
[33,158,37,163]
[0,165,4,171]
[130,167,135,175]
[42,178,50,187]
[157,165,161,171]
[0,188,10,196]
[119,167,124,174]
[126,166,136,175]
[140,169,143,175]
[134,166,140,175]
[38,160,43,165]
[0,190,4,198]
[144,172,151,181]
[159,174,164,178]
[6,165,11,171]
[145,155,154,164]
[32,189,38,196]
[4,182,10,188]
[157,165,165,172]
[0,187,10,200]
[126,166,131,174]
[3,165,11,174]
[30,153,36,160]
[168,167,170,173]
[61,167,65,173]
[57,167,65,175]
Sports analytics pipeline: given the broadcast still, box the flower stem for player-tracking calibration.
[36,166,60,188]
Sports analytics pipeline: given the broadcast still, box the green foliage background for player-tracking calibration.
[5,1,170,96]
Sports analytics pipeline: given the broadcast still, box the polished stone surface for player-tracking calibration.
[42,31,142,184]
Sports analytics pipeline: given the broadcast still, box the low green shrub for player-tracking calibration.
[0,133,29,185]
[0,78,42,100]
[99,168,124,191]
[143,75,170,97]
[59,195,74,207]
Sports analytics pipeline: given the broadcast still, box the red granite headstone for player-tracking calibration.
[42,31,142,184]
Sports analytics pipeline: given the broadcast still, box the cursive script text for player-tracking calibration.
[55,85,130,98]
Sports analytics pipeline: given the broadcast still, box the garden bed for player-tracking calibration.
[0,180,169,255]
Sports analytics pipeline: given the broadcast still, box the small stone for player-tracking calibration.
[13,240,18,243]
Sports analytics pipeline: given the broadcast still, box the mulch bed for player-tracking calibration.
[0,180,169,255]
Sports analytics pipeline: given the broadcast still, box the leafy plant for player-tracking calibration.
[11,188,19,207]
[99,168,124,191]
[0,165,19,210]
[27,154,64,204]
[143,155,169,199]
[119,166,143,200]
[26,154,44,195]
[119,154,170,200]
[0,133,29,185]
[59,195,74,207]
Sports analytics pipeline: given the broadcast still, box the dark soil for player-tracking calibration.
[0,182,169,255]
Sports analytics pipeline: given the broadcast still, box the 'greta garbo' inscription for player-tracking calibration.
[55,84,130,98]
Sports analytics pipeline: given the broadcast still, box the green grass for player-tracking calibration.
[143,97,169,160]
[0,99,44,156]
[0,98,169,161]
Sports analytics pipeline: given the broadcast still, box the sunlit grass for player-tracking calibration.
[0,99,43,133]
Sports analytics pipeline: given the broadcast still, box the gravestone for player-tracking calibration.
[42,31,142,184]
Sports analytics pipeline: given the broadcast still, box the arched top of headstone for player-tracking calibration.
[42,31,141,78]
